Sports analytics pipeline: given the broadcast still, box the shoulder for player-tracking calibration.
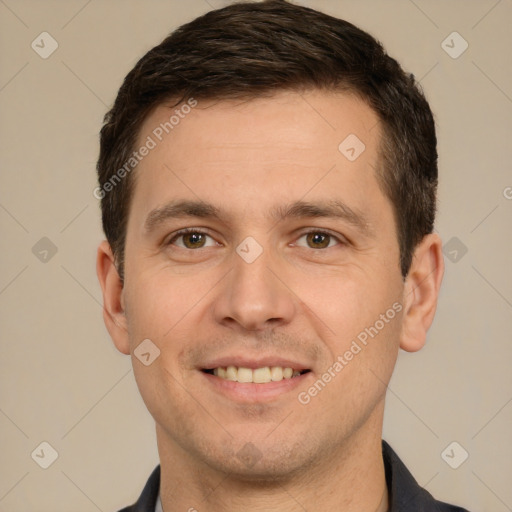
[382,441,472,512]
[115,465,161,512]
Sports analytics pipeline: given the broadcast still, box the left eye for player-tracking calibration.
[167,229,343,250]
[295,231,341,249]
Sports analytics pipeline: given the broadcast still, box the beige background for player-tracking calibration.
[1,0,511,511]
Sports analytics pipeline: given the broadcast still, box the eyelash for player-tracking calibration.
[166,227,346,249]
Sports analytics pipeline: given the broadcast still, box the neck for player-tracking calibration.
[157,403,388,512]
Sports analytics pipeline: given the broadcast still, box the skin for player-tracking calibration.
[97,89,444,511]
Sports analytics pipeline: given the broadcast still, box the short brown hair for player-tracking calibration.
[97,0,437,279]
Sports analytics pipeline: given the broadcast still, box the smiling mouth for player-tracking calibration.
[202,366,311,384]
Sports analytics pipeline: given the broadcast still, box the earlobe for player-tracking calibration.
[399,233,444,353]
[96,240,130,355]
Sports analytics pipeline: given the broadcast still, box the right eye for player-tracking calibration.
[167,229,218,249]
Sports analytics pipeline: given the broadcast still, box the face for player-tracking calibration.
[107,90,410,478]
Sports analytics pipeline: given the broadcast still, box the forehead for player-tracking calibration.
[139,89,379,155]
[130,89,388,229]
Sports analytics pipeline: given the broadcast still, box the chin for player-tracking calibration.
[198,437,317,483]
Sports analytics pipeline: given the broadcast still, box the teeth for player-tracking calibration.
[270,366,283,381]
[225,365,238,381]
[208,365,305,383]
[253,367,272,383]
[237,367,253,383]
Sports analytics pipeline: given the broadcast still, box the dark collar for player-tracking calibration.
[381,440,469,511]
[119,441,470,511]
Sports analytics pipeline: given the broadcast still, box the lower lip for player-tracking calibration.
[200,370,312,402]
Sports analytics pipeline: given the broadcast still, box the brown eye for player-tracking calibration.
[182,232,207,248]
[305,232,331,249]
[169,230,216,249]
[294,230,344,250]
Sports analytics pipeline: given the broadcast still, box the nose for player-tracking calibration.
[212,244,296,332]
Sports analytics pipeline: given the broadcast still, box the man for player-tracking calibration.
[95,1,470,510]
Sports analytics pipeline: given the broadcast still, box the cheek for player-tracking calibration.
[131,356,209,449]
[124,268,203,343]
[302,269,401,339]
[298,268,403,389]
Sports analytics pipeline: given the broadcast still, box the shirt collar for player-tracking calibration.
[143,440,467,512]
[154,493,163,512]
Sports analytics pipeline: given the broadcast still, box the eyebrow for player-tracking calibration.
[144,199,372,236]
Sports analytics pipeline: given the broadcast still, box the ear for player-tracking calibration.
[96,240,130,355]
[400,233,444,352]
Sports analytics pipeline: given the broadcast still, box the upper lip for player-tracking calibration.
[200,355,311,371]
